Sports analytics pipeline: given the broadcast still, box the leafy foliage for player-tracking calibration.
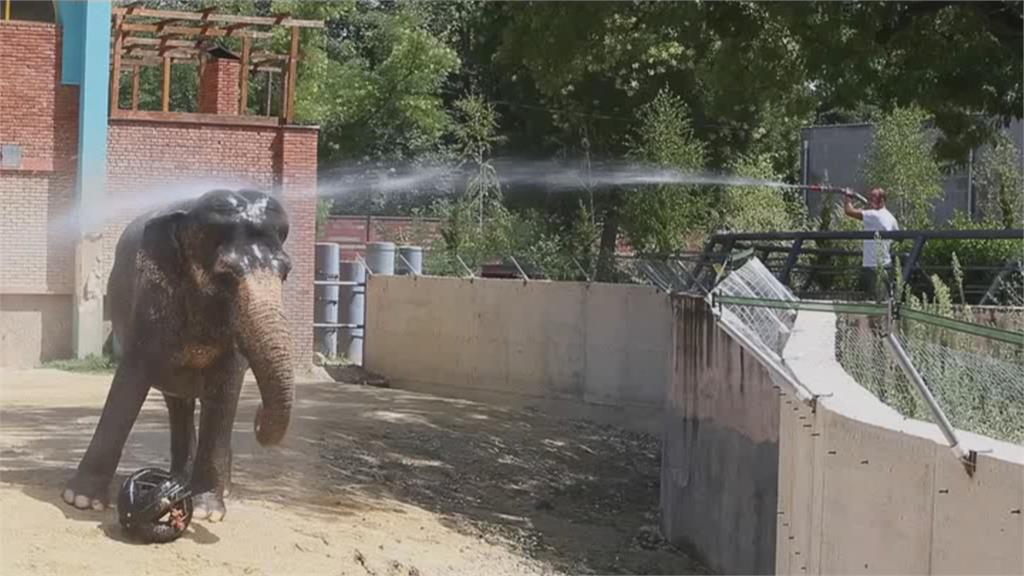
[920,212,1024,297]
[720,153,806,233]
[863,106,944,229]
[975,131,1024,229]
[286,2,460,164]
[43,354,117,374]
[620,90,708,253]
[114,1,1022,267]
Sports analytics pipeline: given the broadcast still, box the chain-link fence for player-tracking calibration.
[836,312,1024,445]
[708,256,1024,447]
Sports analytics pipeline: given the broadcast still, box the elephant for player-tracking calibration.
[62,189,295,522]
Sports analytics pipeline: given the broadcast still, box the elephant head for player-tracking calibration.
[141,189,295,446]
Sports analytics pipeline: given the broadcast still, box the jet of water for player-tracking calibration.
[317,158,830,201]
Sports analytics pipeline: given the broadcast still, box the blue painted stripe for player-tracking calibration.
[73,0,111,231]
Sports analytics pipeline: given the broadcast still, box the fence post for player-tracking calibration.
[883,331,977,476]
[779,238,804,286]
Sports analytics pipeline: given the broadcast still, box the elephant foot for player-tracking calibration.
[62,473,110,511]
[192,491,226,522]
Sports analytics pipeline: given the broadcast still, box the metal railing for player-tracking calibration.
[666,228,1024,302]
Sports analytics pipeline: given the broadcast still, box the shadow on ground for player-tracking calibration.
[0,375,707,575]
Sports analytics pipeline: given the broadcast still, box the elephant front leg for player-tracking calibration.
[165,394,196,480]
[190,371,243,522]
[63,362,149,510]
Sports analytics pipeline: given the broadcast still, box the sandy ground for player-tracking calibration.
[0,369,706,576]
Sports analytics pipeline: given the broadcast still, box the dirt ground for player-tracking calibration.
[0,369,707,576]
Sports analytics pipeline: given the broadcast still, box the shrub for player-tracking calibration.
[975,131,1023,229]
[620,89,709,253]
[862,106,944,229]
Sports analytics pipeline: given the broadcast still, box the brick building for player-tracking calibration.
[1,2,321,369]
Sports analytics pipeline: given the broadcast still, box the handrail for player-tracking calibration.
[709,228,1023,242]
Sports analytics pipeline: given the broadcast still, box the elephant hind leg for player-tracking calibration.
[165,394,196,480]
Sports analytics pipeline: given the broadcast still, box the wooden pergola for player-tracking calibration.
[110,3,324,124]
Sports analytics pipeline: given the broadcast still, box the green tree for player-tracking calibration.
[863,106,944,229]
[975,131,1023,228]
[452,94,503,228]
[286,2,459,163]
[720,153,806,233]
[620,89,708,253]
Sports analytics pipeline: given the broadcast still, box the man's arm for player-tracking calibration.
[843,190,863,220]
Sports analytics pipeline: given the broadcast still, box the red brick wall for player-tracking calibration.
[106,120,318,368]
[198,58,240,115]
[0,21,79,294]
[278,129,318,368]
[319,216,443,260]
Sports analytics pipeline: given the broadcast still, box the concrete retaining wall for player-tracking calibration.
[366,279,1022,574]
[661,295,1024,574]
[363,275,671,434]
[660,296,781,574]
[777,310,1024,575]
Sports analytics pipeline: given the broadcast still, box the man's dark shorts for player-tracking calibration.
[860,266,893,302]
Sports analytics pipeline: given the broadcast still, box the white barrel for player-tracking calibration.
[397,245,423,275]
[314,242,341,358]
[338,260,365,364]
[365,241,395,276]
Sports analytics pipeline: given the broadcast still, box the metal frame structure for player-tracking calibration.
[681,228,1024,302]
[109,3,323,122]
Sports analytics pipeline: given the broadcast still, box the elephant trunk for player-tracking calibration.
[235,270,293,446]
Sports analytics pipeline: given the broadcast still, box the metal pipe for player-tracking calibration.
[455,255,475,278]
[708,228,1023,242]
[313,280,360,286]
[787,184,868,204]
[801,139,810,208]
[883,332,972,467]
[571,256,591,283]
[967,147,975,218]
[508,256,529,281]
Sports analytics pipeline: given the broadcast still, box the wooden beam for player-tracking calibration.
[121,23,273,39]
[239,36,251,115]
[131,65,140,111]
[284,26,299,123]
[161,56,171,112]
[265,69,273,115]
[110,16,124,115]
[127,47,201,60]
[154,18,180,31]
[250,52,289,64]
[112,7,324,28]
[123,36,195,49]
[123,57,281,73]
[111,109,283,127]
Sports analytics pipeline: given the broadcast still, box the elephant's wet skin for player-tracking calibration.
[62,189,296,522]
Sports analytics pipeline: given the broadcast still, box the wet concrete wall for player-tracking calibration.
[364,276,671,435]
[660,296,780,574]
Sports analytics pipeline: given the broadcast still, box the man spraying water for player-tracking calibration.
[842,187,899,301]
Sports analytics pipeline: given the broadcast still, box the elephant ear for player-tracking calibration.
[139,209,188,282]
